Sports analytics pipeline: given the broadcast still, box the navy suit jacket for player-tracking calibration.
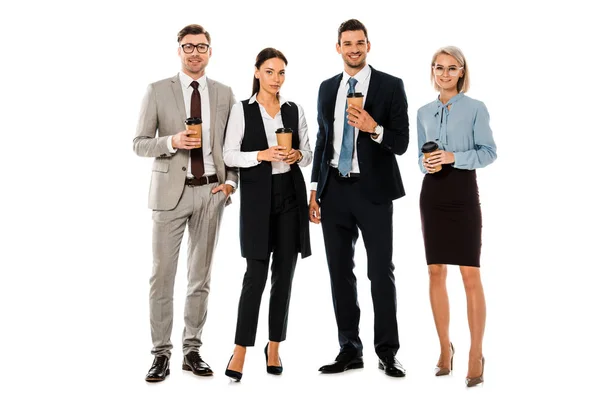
[310,66,409,204]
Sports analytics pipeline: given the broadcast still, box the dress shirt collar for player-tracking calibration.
[179,71,208,90]
[342,64,371,89]
[249,93,290,106]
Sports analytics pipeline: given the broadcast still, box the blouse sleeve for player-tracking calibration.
[223,102,261,168]
[453,102,497,170]
[296,104,313,167]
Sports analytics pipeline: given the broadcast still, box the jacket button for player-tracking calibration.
[182,167,186,171]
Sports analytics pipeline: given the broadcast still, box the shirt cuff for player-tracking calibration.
[310,182,318,191]
[225,180,237,190]
[167,136,177,153]
[246,151,261,165]
[371,130,384,143]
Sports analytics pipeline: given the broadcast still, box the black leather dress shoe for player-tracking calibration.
[182,351,213,376]
[319,353,364,373]
[378,356,406,377]
[145,355,170,382]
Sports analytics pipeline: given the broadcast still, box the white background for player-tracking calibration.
[1,0,598,399]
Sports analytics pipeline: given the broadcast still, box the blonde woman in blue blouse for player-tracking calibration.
[417,46,497,387]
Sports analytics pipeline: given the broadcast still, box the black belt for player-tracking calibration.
[185,175,219,186]
[332,168,360,179]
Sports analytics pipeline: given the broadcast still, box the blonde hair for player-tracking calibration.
[430,46,470,93]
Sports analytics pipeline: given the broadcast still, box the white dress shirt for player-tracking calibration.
[167,72,236,188]
[310,65,383,191]
[223,94,313,174]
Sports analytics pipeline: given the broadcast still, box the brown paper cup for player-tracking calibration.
[347,94,364,109]
[276,128,293,152]
[423,152,441,173]
[185,117,202,148]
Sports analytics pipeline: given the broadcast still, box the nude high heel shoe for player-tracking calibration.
[466,356,485,387]
[435,342,454,376]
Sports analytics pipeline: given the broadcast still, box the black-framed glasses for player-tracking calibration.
[181,43,210,54]
[432,65,464,77]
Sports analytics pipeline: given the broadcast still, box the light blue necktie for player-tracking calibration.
[338,77,357,176]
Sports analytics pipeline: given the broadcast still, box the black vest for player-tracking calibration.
[239,100,311,260]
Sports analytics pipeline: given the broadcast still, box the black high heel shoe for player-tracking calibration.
[264,343,283,375]
[225,355,243,382]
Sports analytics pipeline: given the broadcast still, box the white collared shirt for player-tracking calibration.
[223,94,313,174]
[331,65,372,172]
[167,72,216,178]
[310,65,383,191]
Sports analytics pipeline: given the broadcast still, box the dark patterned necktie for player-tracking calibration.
[190,81,204,177]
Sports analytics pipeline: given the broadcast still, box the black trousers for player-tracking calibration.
[234,172,299,346]
[320,170,399,358]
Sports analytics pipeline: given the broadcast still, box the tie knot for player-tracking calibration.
[347,77,357,93]
[191,81,199,90]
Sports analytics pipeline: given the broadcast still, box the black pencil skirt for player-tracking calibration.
[419,165,482,267]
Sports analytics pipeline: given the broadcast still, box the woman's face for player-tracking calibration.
[433,53,464,92]
[255,57,286,96]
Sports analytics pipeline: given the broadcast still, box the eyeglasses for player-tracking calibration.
[181,43,210,54]
[432,65,464,77]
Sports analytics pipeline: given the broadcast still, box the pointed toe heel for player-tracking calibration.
[466,356,485,387]
[264,343,283,375]
[225,355,243,382]
[435,342,454,376]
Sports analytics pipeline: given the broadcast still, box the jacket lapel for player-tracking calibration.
[170,75,187,129]
[363,67,381,113]
[208,78,217,153]
[326,73,343,136]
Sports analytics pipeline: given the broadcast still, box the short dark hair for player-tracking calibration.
[337,19,368,44]
[252,48,288,96]
[177,24,211,45]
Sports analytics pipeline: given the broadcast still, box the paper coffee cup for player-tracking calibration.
[347,92,364,109]
[185,117,202,148]
[275,127,293,151]
[421,141,441,173]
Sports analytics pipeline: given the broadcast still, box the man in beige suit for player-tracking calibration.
[134,24,237,382]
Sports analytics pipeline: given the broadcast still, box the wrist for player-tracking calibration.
[297,152,303,163]
[371,125,383,139]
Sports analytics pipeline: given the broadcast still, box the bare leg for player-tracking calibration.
[429,264,453,368]
[267,341,281,367]
[460,266,486,378]
[227,345,246,373]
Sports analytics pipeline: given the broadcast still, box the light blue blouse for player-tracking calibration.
[417,93,497,174]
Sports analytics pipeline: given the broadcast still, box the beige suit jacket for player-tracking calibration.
[134,74,237,210]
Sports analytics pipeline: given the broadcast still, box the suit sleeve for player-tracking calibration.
[310,82,326,186]
[379,78,409,156]
[417,112,428,174]
[224,86,240,184]
[133,83,172,158]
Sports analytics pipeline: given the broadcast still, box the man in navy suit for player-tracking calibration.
[309,19,409,377]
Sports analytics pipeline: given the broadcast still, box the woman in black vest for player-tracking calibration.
[222,48,312,381]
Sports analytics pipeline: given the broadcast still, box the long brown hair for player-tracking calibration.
[252,47,288,97]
